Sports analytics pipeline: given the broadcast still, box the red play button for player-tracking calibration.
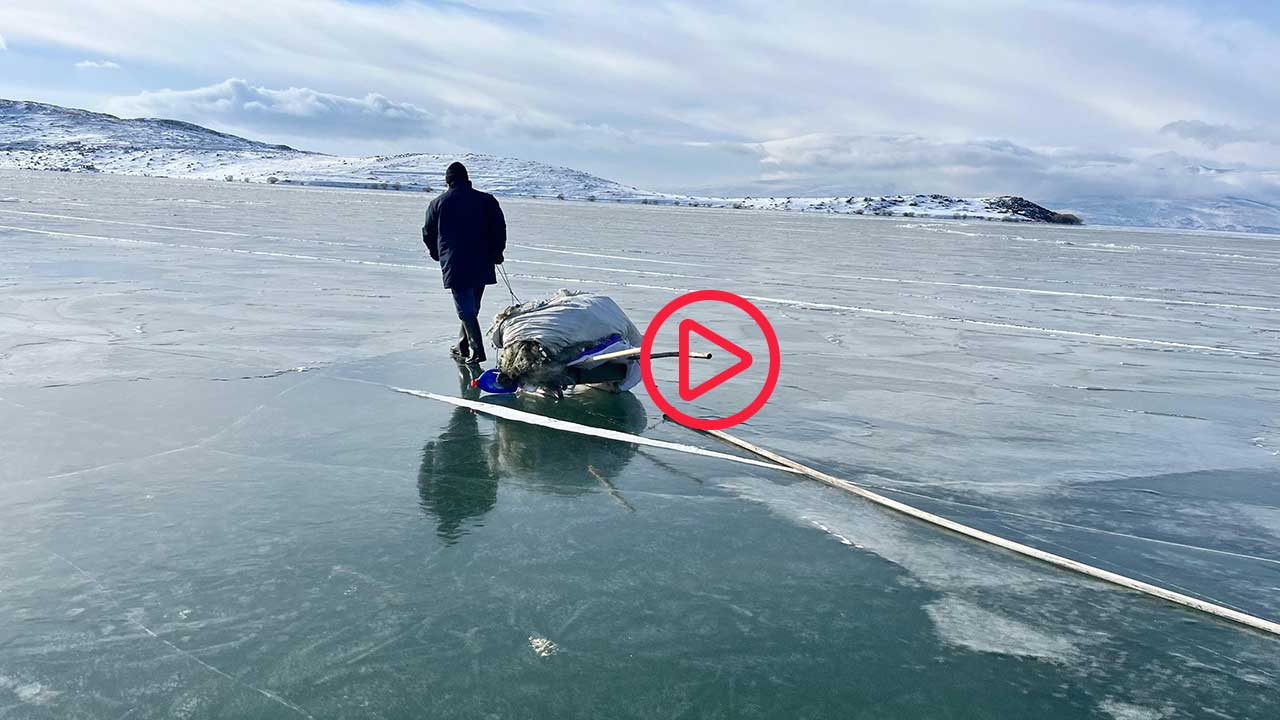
[640,289,781,430]
[678,319,752,401]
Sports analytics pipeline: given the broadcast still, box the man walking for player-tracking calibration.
[423,162,507,364]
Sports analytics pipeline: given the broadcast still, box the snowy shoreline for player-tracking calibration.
[2,98,1081,226]
[0,148,1080,225]
[8,98,1280,233]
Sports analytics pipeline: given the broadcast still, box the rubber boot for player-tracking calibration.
[461,316,487,364]
[449,324,469,362]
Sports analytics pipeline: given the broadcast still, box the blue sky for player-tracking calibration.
[1,0,1278,202]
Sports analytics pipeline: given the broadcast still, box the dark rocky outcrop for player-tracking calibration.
[984,196,1083,224]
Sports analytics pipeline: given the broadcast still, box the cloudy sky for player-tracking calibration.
[1,0,1278,201]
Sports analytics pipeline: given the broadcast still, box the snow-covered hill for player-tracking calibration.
[0,99,667,201]
[721,194,1080,223]
[1056,196,1280,236]
[0,99,299,155]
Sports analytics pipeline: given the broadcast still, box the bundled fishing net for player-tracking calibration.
[488,289,643,392]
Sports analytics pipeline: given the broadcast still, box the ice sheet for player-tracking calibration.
[1,170,1277,719]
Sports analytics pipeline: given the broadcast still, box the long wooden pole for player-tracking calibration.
[568,348,712,366]
[703,427,1280,638]
[394,388,797,474]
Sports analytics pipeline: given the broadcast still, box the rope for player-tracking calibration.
[700,427,1280,638]
[498,264,521,305]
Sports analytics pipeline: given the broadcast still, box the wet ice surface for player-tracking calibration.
[1,170,1278,719]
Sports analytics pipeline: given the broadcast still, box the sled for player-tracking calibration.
[474,333,709,396]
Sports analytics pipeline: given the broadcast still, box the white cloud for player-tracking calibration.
[0,32,7,51]
[103,78,629,155]
[106,79,435,140]
[2,0,1279,199]
[1160,120,1279,149]
[75,59,121,70]
[743,133,1280,205]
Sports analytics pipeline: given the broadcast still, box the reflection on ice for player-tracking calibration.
[418,367,497,543]
[484,391,647,485]
[418,367,648,543]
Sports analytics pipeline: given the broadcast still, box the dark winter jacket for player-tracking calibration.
[422,180,506,288]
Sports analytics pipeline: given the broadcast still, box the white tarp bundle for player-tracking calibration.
[488,290,644,393]
[489,289,642,352]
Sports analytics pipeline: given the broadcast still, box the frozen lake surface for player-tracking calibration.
[1,170,1278,719]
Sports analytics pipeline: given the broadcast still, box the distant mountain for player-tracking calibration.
[0,99,666,202]
[1057,196,1280,236]
[726,194,1081,224]
[0,99,299,155]
[0,97,1166,229]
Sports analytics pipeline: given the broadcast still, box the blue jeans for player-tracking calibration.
[450,286,486,360]
[450,286,485,322]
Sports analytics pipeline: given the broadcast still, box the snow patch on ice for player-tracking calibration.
[1098,698,1169,720]
[898,222,983,236]
[720,476,1091,663]
[806,517,863,548]
[529,636,558,657]
[1252,435,1279,456]
[925,597,1078,662]
[0,675,61,705]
